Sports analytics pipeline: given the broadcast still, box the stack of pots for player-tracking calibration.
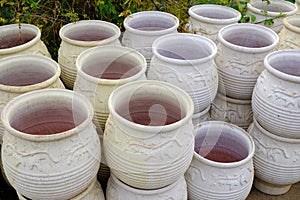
[210,23,279,130]
[249,50,300,195]
[104,80,194,199]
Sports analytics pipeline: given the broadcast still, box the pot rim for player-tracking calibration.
[76,46,147,85]
[283,15,300,33]
[188,4,241,25]
[123,11,179,36]
[264,50,300,83]
[1,89,94,142]
[193,121,255,168]
[218,23,279,53]
[0,54,61,93]
[0,23,41,54]
[59,20,121,47]
[215,93,252,105]
[247,1,297,17]
[108,80,194,133]
[152,33,217,65]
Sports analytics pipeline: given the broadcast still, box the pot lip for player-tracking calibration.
[283,15,300,33]
[59,20,121,47]
[76,46,147,85]
[152,33,217,65]
[251,117,300,143]
[0,23,41,54]
[247,1,298,17]
[192,106,210,118]
[264,50,300,83]
[110,173,184,194]
[108,80,194,133]
[1,89,94,142]
[218,23,279,53]
[0,54,61,93]
[123,11,179,36]
[188,4,241,25]
[215,92,252,105]
[193,121,255,168]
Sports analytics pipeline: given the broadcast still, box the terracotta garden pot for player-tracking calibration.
[1,89,101,200]
[215,23,279,100]
[187,4,241,43]
[58,20,121,89]
[0,23,51,59]
[185,121,255,200]
[252,50,300,138]
[247,0,297,33]
[103,80,194,189]
[248,118,300,195]
[278,15,300,50]
[148,33,218,113]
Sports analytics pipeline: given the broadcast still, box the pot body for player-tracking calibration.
[215,23,278,100]
[185,121,255,200]
[58,20,121,89]
[187,4,241,43]
[192,106,210,127]
[0,23,51,59]
[106,174,187,200]
[148,33,218,113]
[1,89,101,200]
[252,50,300,138]
[103,80,194,189]
[248,118,300,195]
[278,15,300,50]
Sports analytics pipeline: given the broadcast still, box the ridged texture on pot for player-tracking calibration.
[278,15,300,50]
[58,20,121,89]
[247,119,300,195]
[0,24,51,59]
[106,174,187,200]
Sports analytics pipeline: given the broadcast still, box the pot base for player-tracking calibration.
[254,178,291,195]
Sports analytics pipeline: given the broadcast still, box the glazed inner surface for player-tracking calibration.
[252,2,292,12]
[128,16,175,31]
[0,32,35,49]
[0,64,53,86]
[223,29,273,48]
[194,9,236,19]
[116,96,184,126]
[82,58,140,80]
[194,126,248,163]
[66,26,114,41]
[10,100,87,135]
[269,56,300,76]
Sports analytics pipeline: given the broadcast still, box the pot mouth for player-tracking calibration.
[59,20,121,46]
[247,1,297,16]
[188,4,241,24]
[76,46,146,85]
[123,11,179,35]
[283,15,300,33]
[0,23,40,54]
[1,89,94,141]
[152,33,217,64]
[108,80,194,133]
[193,121,255,167]
[218,23,279,52]
[0,54,61,92]
[264,50,300,82]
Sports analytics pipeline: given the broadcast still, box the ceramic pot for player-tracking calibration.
[17,178,105,200]
[185,121,255,200]
[148,33,218,113]
[103,80,194,189]
[192,106,210,127]
[248,118,300,195]
[187,4,241,43]
[106,174,187,200]
[210,93,253,130]
[252,50,300,138]
[215,23,279,100]
[278,15,300,50]
[58,20,121,89]
[1,89,101,200]
[246,0,297,33]
[297,0,300,14]
[0,54,65,145]
[122,11,179,67]
[0,23,51,59]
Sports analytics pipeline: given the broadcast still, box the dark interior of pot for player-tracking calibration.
[252,2,293,12]
[269,54,300,77]
[9,98,87,135]
[0,28,35,49]
[194,9,237,19]
[194,125,249,163]
[128,15,176,31]
[65,25,115,41]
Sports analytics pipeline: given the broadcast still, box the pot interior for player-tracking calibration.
[251,2,293,13]
[0,27,36,49]
[268,53,300,77]
[194,8,237,19]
